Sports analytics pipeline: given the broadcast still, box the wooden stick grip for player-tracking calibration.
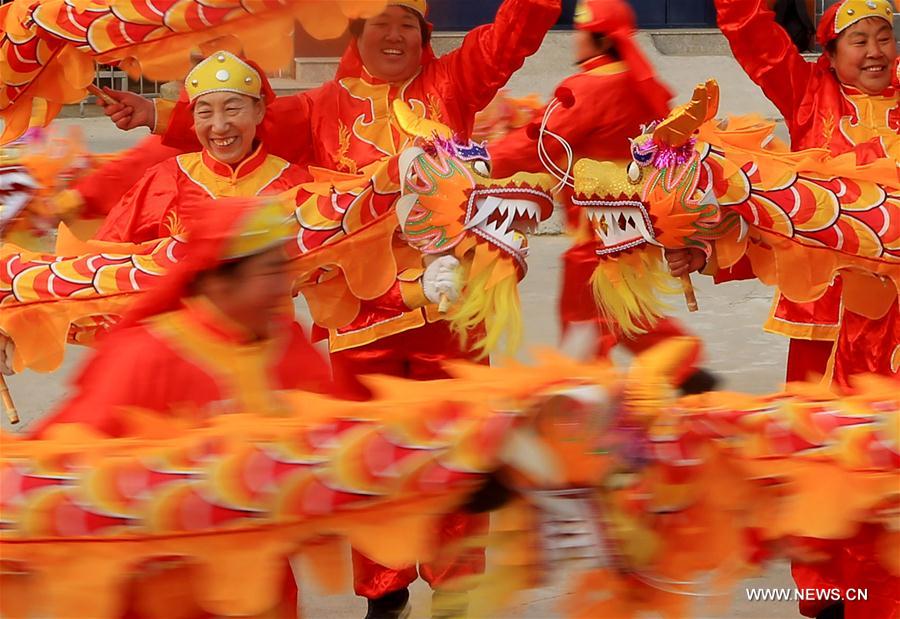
[87,84,117,106]
[681,274,699,312]
[0,375,19,425]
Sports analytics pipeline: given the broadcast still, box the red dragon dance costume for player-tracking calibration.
[715,0,900,384]
[30,197,333,619]
[716,1,900,617]
[488,0,704,386]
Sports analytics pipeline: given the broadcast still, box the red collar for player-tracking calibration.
[578,54,617,73]
[200,143,269,180]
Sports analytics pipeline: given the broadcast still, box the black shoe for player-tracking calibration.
[364,588,410,619]
[678,368,721,395]
[816,602,844,619]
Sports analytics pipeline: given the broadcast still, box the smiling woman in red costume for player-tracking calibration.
[105,0,560,172]
[94,51,309,243]
[669,0,900,388]
[667,2,900,618]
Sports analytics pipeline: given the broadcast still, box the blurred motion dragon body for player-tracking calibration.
[2,340,898,618]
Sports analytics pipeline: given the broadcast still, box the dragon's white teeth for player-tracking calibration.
[586,205,656,248]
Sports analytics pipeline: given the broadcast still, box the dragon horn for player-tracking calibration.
[392,100,453,140]
[652,79,720,147]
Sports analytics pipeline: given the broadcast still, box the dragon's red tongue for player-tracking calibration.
[486,207,507,228]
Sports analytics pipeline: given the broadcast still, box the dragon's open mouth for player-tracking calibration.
[572,195,658,256]
[466,189,552,273]
[397,145,555,277]
[0,165,39,228]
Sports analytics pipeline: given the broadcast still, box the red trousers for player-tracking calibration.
[330,321,489,599]
[785,338,834,383]
[791,524,900,618]
[832,301,899,388]
[789,306,899,618]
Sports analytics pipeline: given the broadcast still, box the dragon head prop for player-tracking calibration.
[0,127,98,246]
[565,80,900,335]
[393,100,556,357]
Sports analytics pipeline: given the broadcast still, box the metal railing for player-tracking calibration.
[79,65,163,115]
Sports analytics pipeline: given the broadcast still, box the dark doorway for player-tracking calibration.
[428,0,579,29]
[427,0,717,30]
[630,0,717,27]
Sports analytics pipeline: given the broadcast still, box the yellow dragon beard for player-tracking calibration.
[590,247,679,337]
[449,257,522,360]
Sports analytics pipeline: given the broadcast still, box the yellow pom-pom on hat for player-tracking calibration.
[390,0,427,16]
[834,0,894,35]
[184,51,263,104]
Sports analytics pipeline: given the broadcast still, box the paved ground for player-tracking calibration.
[1,38,809,615]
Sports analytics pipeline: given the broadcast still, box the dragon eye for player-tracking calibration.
[627,161,642,183]
[472,160,491,176]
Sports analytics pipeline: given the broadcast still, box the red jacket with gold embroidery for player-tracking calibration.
[715,0,900,341]
[94,145,308,243]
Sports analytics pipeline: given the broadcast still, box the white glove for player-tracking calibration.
[0,332,16,376]
[422,255,461,305]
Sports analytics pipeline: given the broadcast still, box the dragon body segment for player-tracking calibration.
[2,342,898,618]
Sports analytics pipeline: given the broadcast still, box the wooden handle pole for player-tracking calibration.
[0,375,19,425]
[438,292,451,314]
[681,274,699,313]
[87,84,117,106]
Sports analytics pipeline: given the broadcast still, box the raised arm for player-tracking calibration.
[437,0,561,131]
[714,0,816,119]
[73,135,182,218]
